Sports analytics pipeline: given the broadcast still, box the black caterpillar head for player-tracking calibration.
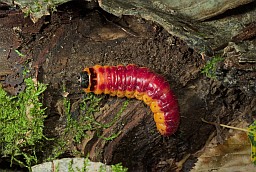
[80,71,89,88]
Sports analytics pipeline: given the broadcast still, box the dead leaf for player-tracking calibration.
[192,122,256,172]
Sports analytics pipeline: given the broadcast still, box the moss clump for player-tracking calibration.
[111,163,128,172]
[201,56,224,79]
[65,93,104,144]
[47,93,129,160]
[4,0,69,22]
[0,78,47,170]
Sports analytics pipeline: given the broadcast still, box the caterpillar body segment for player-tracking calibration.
[80,64,179,136]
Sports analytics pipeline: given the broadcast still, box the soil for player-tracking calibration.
[0,1,255,172]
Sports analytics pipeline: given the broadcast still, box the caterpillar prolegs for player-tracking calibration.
[80,64,180,136]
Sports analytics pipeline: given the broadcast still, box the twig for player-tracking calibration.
[201,118,250,133]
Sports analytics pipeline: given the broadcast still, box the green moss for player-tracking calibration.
[99,164,107,172]
[55,162,60,172]
[46,137,67,161]
[66,93,103,143]
[64,93,129,144]
[15,49,25,57]
[83,156,91,172]
[111,163,128,172]
[68,159,75,172]
[15,0,66,22]
[201,55,224,79]
[0,78,47,170]
[47,92,128,161]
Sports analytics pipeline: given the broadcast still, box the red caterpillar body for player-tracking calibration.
[80,64,179,136]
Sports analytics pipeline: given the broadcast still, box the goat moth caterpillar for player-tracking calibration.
[80,64,179,136]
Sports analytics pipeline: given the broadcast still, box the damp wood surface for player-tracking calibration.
[0,1,255,172]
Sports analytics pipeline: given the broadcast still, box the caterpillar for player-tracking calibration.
[80,64,179,136]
